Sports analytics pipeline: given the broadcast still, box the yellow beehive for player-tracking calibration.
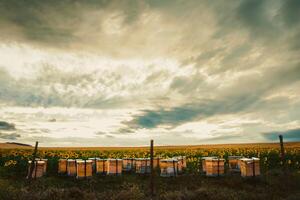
[160,159,178,177]
[106,159,122,175]
[85,160,93,178]
[67,159,76,176]
[135,158,151,174]
[58,159,67,174]
[27,161,45,178]
[96,158,107,174]
[228,156,243,172]
[240,158,260,177]
[76,160,86,179]
[122,158,135,172]
[88,158,97,173]
[205,158,225,176]
[201,156,217,172]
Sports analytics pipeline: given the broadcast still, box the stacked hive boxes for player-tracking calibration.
[88,158,97,174]
[67,159,76,176]
[96,158,107,174]
[122,158,135,172]
[228,156,243,172]
[27,160,46,178]
[205,158,225,176]
[173,156,186,174]
[76,160,93,179]
[201,156,218,173]
[240,158,260,177]
[106,159,122,175]
[135,158,151,174]
[160,159,178,177]
[58,159,68,174]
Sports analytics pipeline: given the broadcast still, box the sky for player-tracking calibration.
[0,0,300,147]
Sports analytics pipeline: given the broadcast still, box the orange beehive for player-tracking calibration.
[88,158,97,173]
[122,158,135,172]
[96,158,107,174]
[76,160,86,179]
[27,161,45,178]
[228,156,243,172]
[67,159,76,176]
[106,159,122,175]
[135,158,151,174]
[160,159,178,177]
[85,160,93,178]
[205,158,225,176]
[240,158,260,177]
[58,159,67,174]
[201,156,217,172]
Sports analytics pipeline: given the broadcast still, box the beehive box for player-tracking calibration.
[76,160,86,179]
[122,158,135,172]
[135,158,151,174]
[106,159,122,175]
[160,159,178,177]
[58,159,67,174]
[41,159,48,174]
[85,160,93,178]
[173,156,187,173]
[201,156,218,172]
[67,159,76,176]
[88,158,97,173]
[27,161,45,178]
[228,156,243,172]
[96,158,107,174]
[240,158,260,177]
[205,158,225,176]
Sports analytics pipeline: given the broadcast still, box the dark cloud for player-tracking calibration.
[122,63,300,130]
[0,121,16,130]
[0,132,20,140]
[262,128,300,142]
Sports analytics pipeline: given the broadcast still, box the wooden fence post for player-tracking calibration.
[150,139,154,198]
[28,141,39,180]
[279,135,285,168]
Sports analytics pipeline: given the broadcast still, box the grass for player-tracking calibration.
[0,170,300,200]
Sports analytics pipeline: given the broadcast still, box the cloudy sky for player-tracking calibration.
[0,0,300,147]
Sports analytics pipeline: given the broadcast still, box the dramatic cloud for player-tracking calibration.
[0,0,299,146]
[262,128,300,142]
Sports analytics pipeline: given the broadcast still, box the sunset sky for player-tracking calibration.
[0,0,300,146]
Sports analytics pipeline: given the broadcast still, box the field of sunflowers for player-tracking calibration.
[1,142,300,177]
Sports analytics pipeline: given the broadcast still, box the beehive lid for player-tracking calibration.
[96,158,106,161]
[135,158,150,160]
[59,159,67,161]
[37,161,45,164]
[68,159,75,162]
[161,159,178,163]
[76,160,85,163]
[123,158,134,160]
[88,158,96,160]
[202,156,218,160]
[251,157,260,161]
[228,156,243,159]
[240,158,253,162]
[85,160,93,163]
[107,158,122,161]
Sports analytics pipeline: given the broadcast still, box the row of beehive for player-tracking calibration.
[56,156,187,178]
[201,156,260,177]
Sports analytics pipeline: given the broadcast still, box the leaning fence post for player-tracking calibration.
[150,139,154,198]
[279,135,285,169]
[28,141,39,180]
